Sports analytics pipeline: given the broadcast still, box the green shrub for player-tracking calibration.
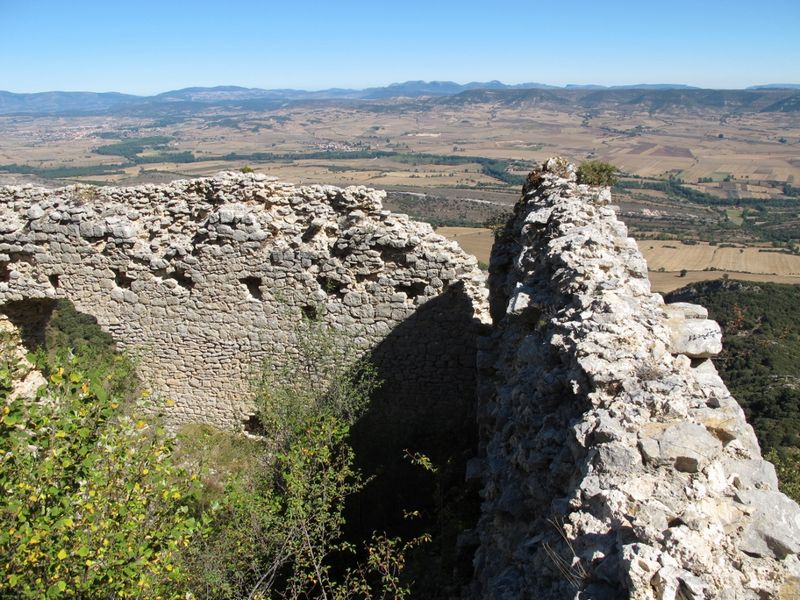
[0,330,204,598]
[2,305,426,599]
[576,160,618,186]
[482,211,511,240]
[179,316,423,599]
[766,448,800,503]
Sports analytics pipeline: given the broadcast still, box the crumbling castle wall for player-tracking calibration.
[3,161,799,598]
[0,173,489,428]
[471,159,800,599]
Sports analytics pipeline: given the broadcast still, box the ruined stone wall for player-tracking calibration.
[4,162,799,598]
[0,173,489,428]
[471,159,800,599]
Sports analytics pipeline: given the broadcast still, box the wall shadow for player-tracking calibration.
[346,281,489,589]
[0,298,57,351]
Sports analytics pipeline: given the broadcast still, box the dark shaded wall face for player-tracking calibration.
[0,299,57,350]
[348,283,488,547]
[368,282,485,454]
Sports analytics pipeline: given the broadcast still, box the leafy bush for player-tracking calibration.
[482,211,512,240]
[576,160,618,186]
[766,448,800,503]
[179,315,424,599]
[0,329,204,598]
[2,303,426,598]
[35,299,140,406]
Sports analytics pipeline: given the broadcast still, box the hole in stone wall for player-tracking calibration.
[0,263,9,283]
[48,274,60,288]
[395,281,427,300]
[356,273,379,284]
[302,223,321,242]
[243,414,265,436]
[8,252,35,266]
[317,275,345,296]
[378,247,407,266]
[301,305,319,321]
[113,269,134,289]
[172,269,195,291]
[240,276,263,300]
[668,517,686,528]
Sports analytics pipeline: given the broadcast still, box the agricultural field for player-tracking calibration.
[437,227,800,292]
[641,240,800,274]
[1,87,799,285]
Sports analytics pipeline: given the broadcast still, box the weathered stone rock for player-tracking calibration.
[736,490,800,559]
[723,458,780,491]
[663,302,708,320]
[0,315,46,400]
[667,318,722,358]
[656,422,722,473]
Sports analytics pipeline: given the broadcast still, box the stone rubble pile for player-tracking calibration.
[471,158,800,599]
[0,173,488,427]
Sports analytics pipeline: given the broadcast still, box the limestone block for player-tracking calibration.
[26,205,44,220]
[690,358,726,390]
[723,459,780,491]
[667,318,722,358]
[656,422,722,472]
[736,490,800,559]
[663,302,708,320]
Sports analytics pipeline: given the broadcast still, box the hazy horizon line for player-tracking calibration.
[3,80,799,96]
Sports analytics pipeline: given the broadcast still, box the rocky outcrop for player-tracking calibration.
[472,159,800,599]
[0,174,489,428]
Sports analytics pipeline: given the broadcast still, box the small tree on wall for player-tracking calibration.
[576,160,618,186]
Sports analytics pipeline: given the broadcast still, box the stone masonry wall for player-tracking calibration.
[471,159,800,599]
[3,162,799,599]
[0,173,489,428]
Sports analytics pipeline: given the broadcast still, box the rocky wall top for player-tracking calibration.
[0,173,489,428]
[471,159,800,599]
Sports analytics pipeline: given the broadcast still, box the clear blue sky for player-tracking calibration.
[1,0,798,94]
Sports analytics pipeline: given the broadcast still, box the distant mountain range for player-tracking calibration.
[747,84,800,90]
[0,81,798,115]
